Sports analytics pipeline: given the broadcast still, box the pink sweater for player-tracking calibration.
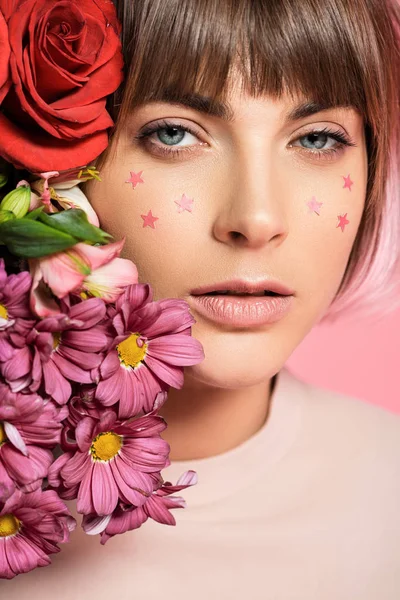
[3,367,400,598]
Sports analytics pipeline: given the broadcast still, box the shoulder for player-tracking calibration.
[283,367,400,478]
[301,372,400,443]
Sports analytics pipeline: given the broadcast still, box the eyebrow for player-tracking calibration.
[149,91,352,122]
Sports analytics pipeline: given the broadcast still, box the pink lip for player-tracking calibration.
[190,278,294,296]
[188,293,294,328]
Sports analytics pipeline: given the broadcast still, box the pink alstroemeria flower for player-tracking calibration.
[96,283,204,418]
[29,238,138,317]
[29,172,100,226]
[0,259,34,335]
[47,408,170,517]
[0,382,65,502]
[82,470,198,544]
[0,488,76,579]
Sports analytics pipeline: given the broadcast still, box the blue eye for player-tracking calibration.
[299,132,336,150]
[290,126,356,158]
[135,121,356,160]
[155,126,189,146]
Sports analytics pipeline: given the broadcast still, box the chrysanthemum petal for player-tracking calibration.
[115,456,154,495]
[1,346,31,381]
[120,437,169,472]
[118,369,143,419]
[68,297,106,329]
[0,460,15,501]
[147,334,204,365]
[76,466,95,514]
[145,300,195,337]
[134,366,163,413]
[82,513,112,535]
[75,417,97,452]
[42,359,72,405]
[100,505,148,544]
[1,444,52,484]
[144,495,177,526]
[143,354,184,388]
[60,451,91,485]
[96,368,122,405]
[3,421,28,456]
[57,345,102,370]
[61,327,107,352]
[92,462,119,516]
[52,352,93,384]
[4,534,50,578]
[99,350,120,379]
[109,458,151,507]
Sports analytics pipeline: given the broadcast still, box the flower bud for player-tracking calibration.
[0,210,16,224]
[0,173,8,189]
[0,184,31,218]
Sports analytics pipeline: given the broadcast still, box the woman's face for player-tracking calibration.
[86,78,367,389]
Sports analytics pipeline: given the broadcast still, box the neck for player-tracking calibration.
[158,373,277,461]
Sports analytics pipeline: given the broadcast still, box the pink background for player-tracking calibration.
[286,306,400,415]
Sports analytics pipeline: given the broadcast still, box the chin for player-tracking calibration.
[182,326,286,390]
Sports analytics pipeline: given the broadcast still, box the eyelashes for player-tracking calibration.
[133,119,357,161]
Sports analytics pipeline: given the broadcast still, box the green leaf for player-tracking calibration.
[0,219,80,258]
[25,206,45,220]
[38,209,112,244]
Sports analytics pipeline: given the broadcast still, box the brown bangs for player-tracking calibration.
[110,0,397,140]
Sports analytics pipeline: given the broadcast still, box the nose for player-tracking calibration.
[212,148,288,250]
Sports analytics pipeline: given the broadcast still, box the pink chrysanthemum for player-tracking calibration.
[48,407,171,516]
[0,381,66,502]
[0,259,34,336]
[82,470,198,544]
[0,297,108,403]
[0,488,76,579]
[96,284,204,418]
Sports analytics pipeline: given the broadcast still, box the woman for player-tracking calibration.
[3,0,400,597]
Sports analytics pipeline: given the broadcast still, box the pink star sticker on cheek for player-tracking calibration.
[342,174,354,191]
[141,210,159,229]
[174,193,194,213]
[306,196,323,215]
[336,213,350,232]
[125,170,144,189]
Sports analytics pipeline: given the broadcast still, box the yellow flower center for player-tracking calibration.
[52,331,61,351]
[90,431,122,462]
[0,422,7,446]
[0,303,8,320]
[117,333,148,369]
[0,514,21,537]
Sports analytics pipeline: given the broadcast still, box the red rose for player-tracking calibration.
[0,0,124,172]
[0,9,10,103]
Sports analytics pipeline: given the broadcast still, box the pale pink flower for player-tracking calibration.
[29,239,138,317]
[29,176,100,226]
[82,470,198,544]
[0,488,76,579]
[48,408,170,517]
[0,382,64,502]
[96,283,204,418]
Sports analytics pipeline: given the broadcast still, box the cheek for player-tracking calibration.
[89,161,206,295]
[290,169,366,310]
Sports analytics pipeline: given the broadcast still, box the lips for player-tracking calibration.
[190,278,294,297]
[205,290,280,296]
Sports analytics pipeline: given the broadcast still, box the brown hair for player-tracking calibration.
[103,0,400,322]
